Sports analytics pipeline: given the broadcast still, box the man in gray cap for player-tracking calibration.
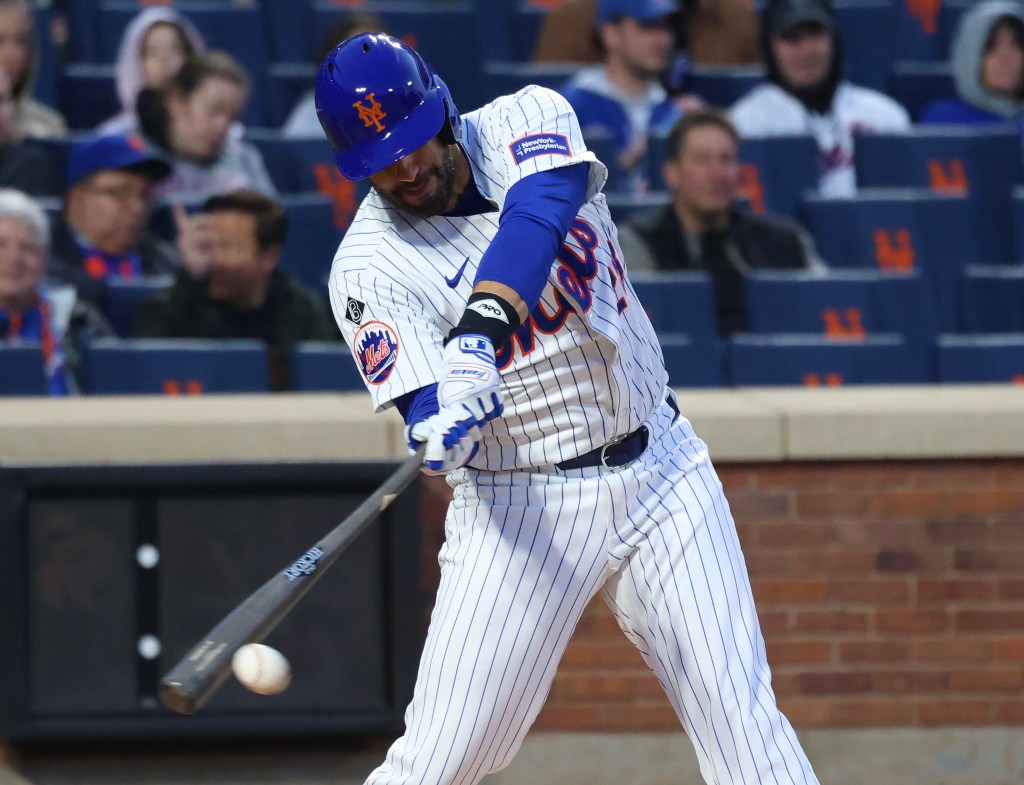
[729,0,911,197]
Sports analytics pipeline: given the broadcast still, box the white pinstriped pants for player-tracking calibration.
[366,396,819,785]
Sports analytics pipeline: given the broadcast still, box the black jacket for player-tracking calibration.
[627,205,816,335]
[47,215,181,306]
[133,269,340,390]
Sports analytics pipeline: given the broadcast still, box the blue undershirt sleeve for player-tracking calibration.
[474,162,589,310]
[394,383,440,427]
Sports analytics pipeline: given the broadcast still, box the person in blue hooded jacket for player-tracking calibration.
[558,0,699,194]
[921,0,1024,127]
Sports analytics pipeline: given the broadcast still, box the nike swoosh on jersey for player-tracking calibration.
[445,258,470,288]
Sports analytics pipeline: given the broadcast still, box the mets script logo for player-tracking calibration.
[353,93,387,132]
[354,320,399,385]
[283,546,324,581]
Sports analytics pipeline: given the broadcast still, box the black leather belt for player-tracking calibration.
[555,395,680,471]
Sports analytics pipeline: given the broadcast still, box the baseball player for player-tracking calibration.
[316,33,820,785]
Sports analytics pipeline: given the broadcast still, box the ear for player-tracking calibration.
[258,245,281,274]
[662,159,681,192]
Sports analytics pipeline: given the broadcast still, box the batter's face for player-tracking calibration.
[369,137,464,218]
[771,23,833,90]
[665,125,740,221]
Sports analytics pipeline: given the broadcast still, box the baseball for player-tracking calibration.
[231,644,291,695]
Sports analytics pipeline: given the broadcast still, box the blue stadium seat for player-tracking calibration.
[659,333,725,388]
[100,276,175,338]
[604,193,671,225]
[81,338,269,394]
[800,188,976,332]
[728,333,932,386]
[290,342,366,392]
[961,265,1024,333]
[648,134,819,218]
[265,63,316,130]
[887,0,969,62]
[58,64,119,131]
[245,130,333,193]
[887,61,955,122]
[688,65,764,108]
[32,4,58,109]
[834,0,896,90]
[628,270,717,341]
[263,0,313,64]
[310,1,482,109]
[473,0,550,65]
[744,269,937,346]
[936,335,1024,383]
[278,194,344,295]
[854,129,1024,263]
[96,2,269,126]
[585,133,629,194]
[0,344,47,396]
[1013,187,1024,263]
[482,61,580,103]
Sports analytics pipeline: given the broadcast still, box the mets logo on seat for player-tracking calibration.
[353,93,387,132]
[354,320,399,385]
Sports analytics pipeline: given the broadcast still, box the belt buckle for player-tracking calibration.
[599,433,630,469]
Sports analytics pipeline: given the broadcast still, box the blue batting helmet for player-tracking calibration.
[315,33,462,180]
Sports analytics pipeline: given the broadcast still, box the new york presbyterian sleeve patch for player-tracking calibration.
[508,133,572,166]
[353,320,399,385]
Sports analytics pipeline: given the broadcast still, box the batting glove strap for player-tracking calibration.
[438,334,504,426]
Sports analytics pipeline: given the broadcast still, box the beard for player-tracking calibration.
[377,143,459,218]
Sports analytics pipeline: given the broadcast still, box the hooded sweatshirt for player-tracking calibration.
[9,1,66,140]
[921,0,1024,125]
[729,0,910,197]
[96,7,206,137]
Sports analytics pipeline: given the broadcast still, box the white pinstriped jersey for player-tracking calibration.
[329,85,668,471]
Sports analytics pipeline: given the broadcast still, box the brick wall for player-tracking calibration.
[417,459,1024,730]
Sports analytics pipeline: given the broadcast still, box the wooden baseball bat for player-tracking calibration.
[159,448,424,715]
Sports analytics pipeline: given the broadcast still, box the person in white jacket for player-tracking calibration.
[96,6,205,137]
[729,0,910,197]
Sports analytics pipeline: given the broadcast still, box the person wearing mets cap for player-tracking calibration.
[315,31,820,785]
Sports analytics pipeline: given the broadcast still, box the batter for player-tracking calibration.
[315,32,820,785]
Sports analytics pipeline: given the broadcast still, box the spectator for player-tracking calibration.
[96,6,205,137]
[0,66,55,195]
[921,1,1024,126]
[0,0,66,139]
[47,133,178,306]
[136,52,276,204]
[729,0,910,197]
[558,0,696,193]
[282,12,385,138]
[534,0,760,66]
[134,189,338,390]
[618,110,823,335]
[0,188,112,394]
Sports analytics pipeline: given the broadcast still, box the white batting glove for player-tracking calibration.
[406,408,481,475]
[438,334,504,425]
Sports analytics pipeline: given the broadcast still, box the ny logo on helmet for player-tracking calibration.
[353,93,387,132]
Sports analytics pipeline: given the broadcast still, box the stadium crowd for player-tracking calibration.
[1,0,1023,393]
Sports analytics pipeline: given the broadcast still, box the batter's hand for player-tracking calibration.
[406,408,481,475]
[438,334,504,425]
